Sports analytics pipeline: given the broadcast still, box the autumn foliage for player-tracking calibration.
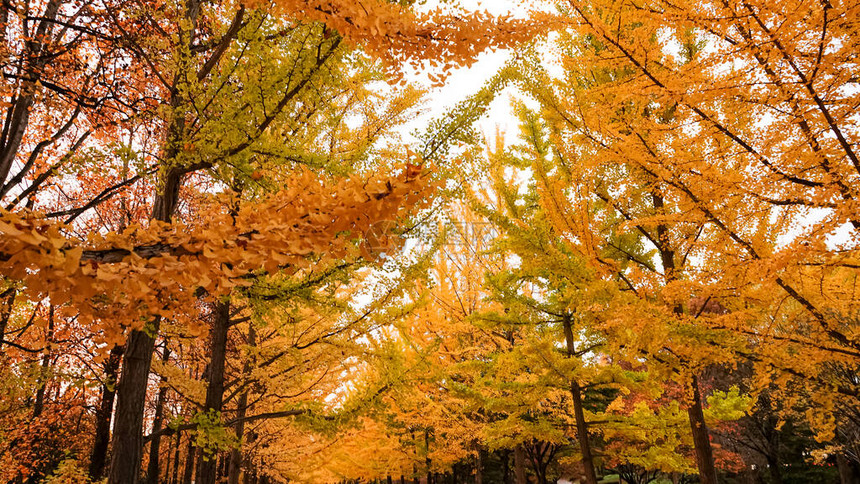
[0,0,857,483]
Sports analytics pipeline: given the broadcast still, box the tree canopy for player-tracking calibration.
[0,0,857,483]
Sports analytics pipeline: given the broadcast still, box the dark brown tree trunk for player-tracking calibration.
[31,357,49,417]
[183,438,196,484]
[171,432,182,484]
[502,450,510,484]
[0,287,16,350]
[196,301,231,484]
[146,346,172,484]
[760,401,784,484]
[108,161,180,484]
[32,304,54,418]
[108,318,161,484]
[514,444,527,484]
[687,375,718,484]
[475,447,483,484]
[164,434,174,484]
[765,455,783,484]
[105,0,203,478]
[838,454,860,484]
[109,165,186,484]
[535,465,546,484]
[89,344,124,481]
[425,430,433,484]
[226,391,248,484]
[562,315,598,484]
[228,323,256,484]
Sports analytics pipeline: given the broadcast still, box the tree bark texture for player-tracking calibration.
[146,346,172,484]
[88,344,124,481]
[108,319,161,484]
[687,375,718,484]
[195,301,231,484]
[514,444,527,484]
[228,323,256,484]
[562,315,599,484]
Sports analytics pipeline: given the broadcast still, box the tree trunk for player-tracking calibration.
[687,375,718,484]
[32,304,54,418]
[88,344,124,481]
[536,465,547,484]
[196,301,232,484]
[108,162,181,484]
[226,391,248,484]
[171,432,182,484]
[0,287,16,351]
[228,323,255,484]
[762,406,784,484]
[765,455,783,484]
[838,454,860,484]
[475,447,483,484]
[502,450,510,484]
[108,165,184,484]
[164,433,174,484]
[425,430,433,484]
[562,314,599,484]
[105,0,202,478]
[219,454,229,481]
[183,438,196,484]
[108,318,161,484]
[146,346,172,484]
[514,445,527,484]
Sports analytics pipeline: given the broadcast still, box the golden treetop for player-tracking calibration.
[254,0,553,73]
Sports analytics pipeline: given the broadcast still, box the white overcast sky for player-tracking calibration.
[402,0,550,148]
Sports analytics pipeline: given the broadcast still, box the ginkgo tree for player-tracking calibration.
[466,132,754,483]
[0,0,552,482]
[1,0,857,482]
[467,0,860,481]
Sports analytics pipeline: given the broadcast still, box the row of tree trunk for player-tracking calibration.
[139,428,266,484]
[86,299,261,484]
